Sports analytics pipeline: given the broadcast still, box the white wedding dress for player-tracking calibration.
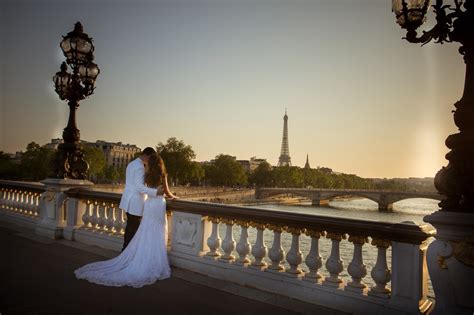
[75,194,171,288]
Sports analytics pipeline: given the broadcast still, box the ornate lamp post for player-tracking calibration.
[392,1,473,313]
[53,22,100,179]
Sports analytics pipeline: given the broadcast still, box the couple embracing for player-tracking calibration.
[75,147,177,288]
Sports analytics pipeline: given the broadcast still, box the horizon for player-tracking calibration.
[2,136,436,180]
[0,0,464,179]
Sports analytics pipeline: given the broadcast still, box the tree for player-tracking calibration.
[103,165,120,183]
[0,152,20,180]
[182,161,205,186]
[249,161,273,187]
[156,137,196,186]
[272,166,304,188]
[20,142,55,181]
[205,154,247,186]
[82,146,106,182]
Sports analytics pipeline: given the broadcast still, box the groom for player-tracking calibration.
[119,147,163,251]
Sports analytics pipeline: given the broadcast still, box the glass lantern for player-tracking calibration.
[392,0,430,29]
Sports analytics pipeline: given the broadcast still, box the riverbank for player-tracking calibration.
[91,184,364,206]
[93,184,370,206]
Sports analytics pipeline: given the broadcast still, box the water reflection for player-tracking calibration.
[253,198,439,225]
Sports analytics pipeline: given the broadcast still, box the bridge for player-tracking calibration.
[255,187,444,211]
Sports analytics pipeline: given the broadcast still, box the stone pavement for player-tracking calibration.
[0,221,347,315]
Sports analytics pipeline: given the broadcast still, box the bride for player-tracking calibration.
[75,154,176,288]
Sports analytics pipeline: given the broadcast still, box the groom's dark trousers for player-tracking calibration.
[122,212,142,251]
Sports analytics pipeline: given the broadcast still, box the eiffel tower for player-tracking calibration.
[278,109,292,167]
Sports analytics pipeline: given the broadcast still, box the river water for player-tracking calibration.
[222,198,439,297]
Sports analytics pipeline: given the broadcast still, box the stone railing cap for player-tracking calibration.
[0,180,46,193]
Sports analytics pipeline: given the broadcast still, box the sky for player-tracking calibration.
[0,0,466,178]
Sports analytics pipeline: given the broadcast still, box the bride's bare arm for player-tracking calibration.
[162,175,177,199]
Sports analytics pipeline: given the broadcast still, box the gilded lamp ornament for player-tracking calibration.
[52,22,100,179]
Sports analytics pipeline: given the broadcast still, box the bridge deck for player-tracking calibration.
[0,221,346,315]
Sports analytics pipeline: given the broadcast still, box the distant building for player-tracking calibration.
[210,156,237,164]
[206,156,267,173]
[237,160,251,173]
[87,140,141,169]
[44,138,141,169]
[238,157,267,173]
[318,167,333,174]
[44,138,63,150]
[249,157,267,172]
[6,152,22,164]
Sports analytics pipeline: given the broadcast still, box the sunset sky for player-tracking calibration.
[0,0,465,178]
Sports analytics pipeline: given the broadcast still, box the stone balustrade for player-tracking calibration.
[63,188,125,250]
[0,181,436,314]
[167,199,434,314]
[0,180,44,228]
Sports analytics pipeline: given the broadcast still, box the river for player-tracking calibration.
[222,198,439,297]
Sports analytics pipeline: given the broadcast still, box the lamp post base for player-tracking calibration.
[424,211,474,315]
[35,178,93,239]
[54,144,89,180]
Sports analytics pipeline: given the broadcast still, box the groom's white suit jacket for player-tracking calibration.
[119,158,157,216]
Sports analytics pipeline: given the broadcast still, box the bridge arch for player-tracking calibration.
[317,192,380,205]
[255,188,443,212]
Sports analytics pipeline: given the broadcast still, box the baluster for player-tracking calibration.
[33,193,41,216]
[25,191,31,214]
[2,189,6,209]
[114,208,125,235]
[267,224,286,271]
[24,192,32,215]
[28,192,34,215]
[81,200,92,228]
[120,209,127,234]
[27,192,34,215]
[220,218,236,262]
[347,235,369,293]
[369,239,391,297]
[90,201,100,229]
[3,189,8,209]
[324,232,346,287]
[98,202,107,231]
[286,227,303,275]
[21,191,28,214]
[250,222,268,269]
[7,189,14,210]
[25,191,32,214]
[105,203,116,233]
[4,189,9,210]
[15,190,21,212]
[18,190,24,212]
[0,188,5,209]
[17,190,24,214]
[235,220,252,265]
[205,217,222,258]
[12,189,19,212]
[9,189,15,212]
[11,189,16,211]
[97,201,106,230]
[304,229,325,282]
[24,191,31,214]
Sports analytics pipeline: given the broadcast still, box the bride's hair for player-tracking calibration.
[144,154,167,188]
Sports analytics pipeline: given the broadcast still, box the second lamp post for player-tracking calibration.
[53,22,100,179]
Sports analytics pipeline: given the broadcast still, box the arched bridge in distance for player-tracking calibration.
[255,187,444,212]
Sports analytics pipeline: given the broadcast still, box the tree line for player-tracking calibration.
[0,138,408,191]
[0,142,123,182]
